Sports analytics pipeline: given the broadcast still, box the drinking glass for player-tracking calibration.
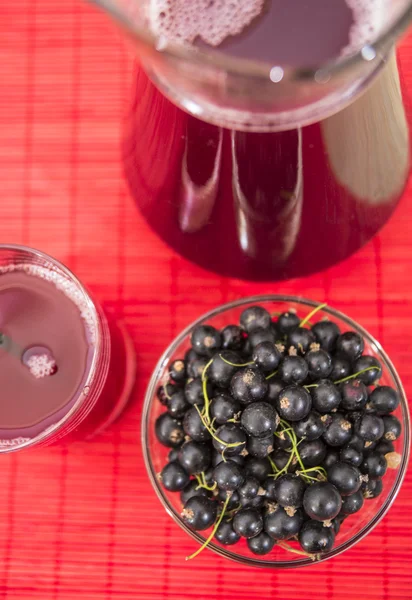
[90,0,412,280]
[0,245,136,452]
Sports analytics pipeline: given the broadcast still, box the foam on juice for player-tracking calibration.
[149,0,389,61]
[149,0,265,47]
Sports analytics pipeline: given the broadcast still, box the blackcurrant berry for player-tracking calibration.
[160,461,190,491]
[362,478,383,499]
[183,407,211,442]
[311,320,340,352]
[323,450,340,469]
[356,414,385,442]
[240,306,272,334]
[213,459,245,491]
[208,350,242,388]
[303,482,342,522]
[178,441,212,474]
[210,393,241,424]
[274,474,306,509]
[262,478,277,502]
[187,357,209,379]
[264,505,304,539]
[157,382,179,406]
[326,461,362,496]
[279,355,309,385]
[248,328,276,348]
[252,341,282,374]
[277,311,300,335]
[336,331,364,361]
[247,532,276,555]
[293,411,326,441]
[169,359,187,383]
[340,446,363,467]
[330,356,351,381]
[241,402,279,439]
[182,496,217,530]
[230,367,268,404]
[233,508,264,539]
[287,327,316,354]
[155,413,185,448]
[360,452,387,479]
[322,413,352,447]
[382,415,402,441]
[352,355,382,385]
[191,325,222,357]
[244,456,272,482]
[266,378,286,405]
[185,377,212,407]
[340,379,368,412]
[168,448,180,462]
[221,324,245,352]
[368,386,400,415]
[247,434,275,458]
[215,518,241,545]
[299,520,335,554]
[374,439,395,455]
[305,347,332,380]
[340,489,364,515]
[311,380,341,413]
[299,439,327,468]
[167,389,190,419]
[276,385,312,421]
[213,423,247,456]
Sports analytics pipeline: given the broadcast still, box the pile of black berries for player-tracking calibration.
[155,304,402,560]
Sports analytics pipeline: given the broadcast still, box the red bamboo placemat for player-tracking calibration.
[0,1,412,598]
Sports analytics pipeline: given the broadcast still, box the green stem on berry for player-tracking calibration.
[333,366,377,385]
[268,454,279,474]
[278,541,319,561]
[303,366,378,391]
[225,504,242,520]
[186,494,231,561]
[284,428,306,475]
[274,450,296,479]
[299,474,322,482]
[219,355,254,368]
[200,358,214,425]
[299,303,327,328]
[275,428,294,437]
[195,472,217,492]
[194,405,244,451]
[164,383,172,401]
[266,370,279,381]
[300,466,328,478]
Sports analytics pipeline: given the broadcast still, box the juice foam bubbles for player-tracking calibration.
[149,0,265,47]
[149,0,388,59]
[344,0,387,55]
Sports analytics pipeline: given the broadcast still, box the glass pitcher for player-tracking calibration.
[89,0,412,280]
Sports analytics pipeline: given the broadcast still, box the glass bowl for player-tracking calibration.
[142,295,410,567]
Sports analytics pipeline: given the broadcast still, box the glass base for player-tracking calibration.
[65,312,136,442]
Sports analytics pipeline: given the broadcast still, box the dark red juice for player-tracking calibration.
[0,260,136,450]
[123,1,409,280]
[0,268,92,444]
